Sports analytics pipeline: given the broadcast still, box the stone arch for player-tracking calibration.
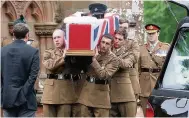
[24,1,43,22]
[2,1,17,21]
[22,1,44,51]
[1,1,17,40]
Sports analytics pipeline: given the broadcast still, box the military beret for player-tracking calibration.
[145,24,160,33]
[13,15,26,26]
[89,3,107,14]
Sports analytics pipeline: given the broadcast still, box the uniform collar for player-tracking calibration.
[54,48,64,56]
[146,41,162,54]
[97,50,112,61]
[149,40,159,49]
[112,46,125,56]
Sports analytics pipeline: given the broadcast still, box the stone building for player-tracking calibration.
[1,0,143,103]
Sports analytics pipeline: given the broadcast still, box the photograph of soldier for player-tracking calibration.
[119,18,141,102]
[76,34,119,117]
[110,28,137,117]
[41,29,77,117]
[139,24,170,115]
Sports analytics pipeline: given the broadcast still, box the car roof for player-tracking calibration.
[169,0,189,16]
[181,23,189,28]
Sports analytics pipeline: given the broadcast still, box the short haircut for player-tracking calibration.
[53,29,66,39]
[13,23,29,39]
[119,18,129,24]
[102,33,114,41]
[115,28,128,39]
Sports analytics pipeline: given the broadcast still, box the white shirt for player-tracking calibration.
[149,41,158,51]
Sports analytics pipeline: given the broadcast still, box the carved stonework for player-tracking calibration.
[34,23,58,37]
[25,1,43,22]
[8,22,13,36]
[1,1,5,6]
[3,2,17,20]
[11,1,28,17]
[54,2,63,23]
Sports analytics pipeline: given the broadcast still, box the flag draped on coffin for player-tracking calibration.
[104,13,120,35]
[64,12,119,55]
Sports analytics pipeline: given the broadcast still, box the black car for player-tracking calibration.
[147,1,189,117]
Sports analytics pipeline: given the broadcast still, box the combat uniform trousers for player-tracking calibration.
[76,80,111,117]
[139,72,159,116]
[110,70,137,117]
[43,104,71,117]
[71,74,86,117]
[129,67,141,116]
[77,104,109,117]
[111,102,137,117]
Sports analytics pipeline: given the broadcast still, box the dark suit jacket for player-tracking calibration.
[1,39,40,110]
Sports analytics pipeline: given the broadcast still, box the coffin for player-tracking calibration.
[64,12,119,56]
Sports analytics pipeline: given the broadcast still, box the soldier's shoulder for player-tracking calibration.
[127,39,138,45]
[43,48,54,58]
[159,42,170,49]
[31,40,39,48]
[162,42,170,46]
[2,39,13,47]
[132,39,139,44]
[138,43,147,48]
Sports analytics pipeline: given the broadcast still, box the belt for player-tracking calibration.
[141,68,161,73]
[86,76,109,85]
[47,74,82,81]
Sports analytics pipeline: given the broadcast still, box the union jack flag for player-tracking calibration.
[64,13,119,51]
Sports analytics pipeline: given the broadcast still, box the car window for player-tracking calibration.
[162,28,189,90]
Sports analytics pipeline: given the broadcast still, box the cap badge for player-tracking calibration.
[149,25,153,30]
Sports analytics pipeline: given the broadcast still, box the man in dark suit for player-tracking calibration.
[1,23,40,117]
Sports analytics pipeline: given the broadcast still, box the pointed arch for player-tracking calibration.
[2,1,17,21]
[24,1,43,22]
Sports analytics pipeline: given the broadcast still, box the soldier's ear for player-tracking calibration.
[25,32,29,41]
[111,39,114,45]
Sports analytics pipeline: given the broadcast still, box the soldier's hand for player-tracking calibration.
[63,48,67,58]
[93,47,99,61]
